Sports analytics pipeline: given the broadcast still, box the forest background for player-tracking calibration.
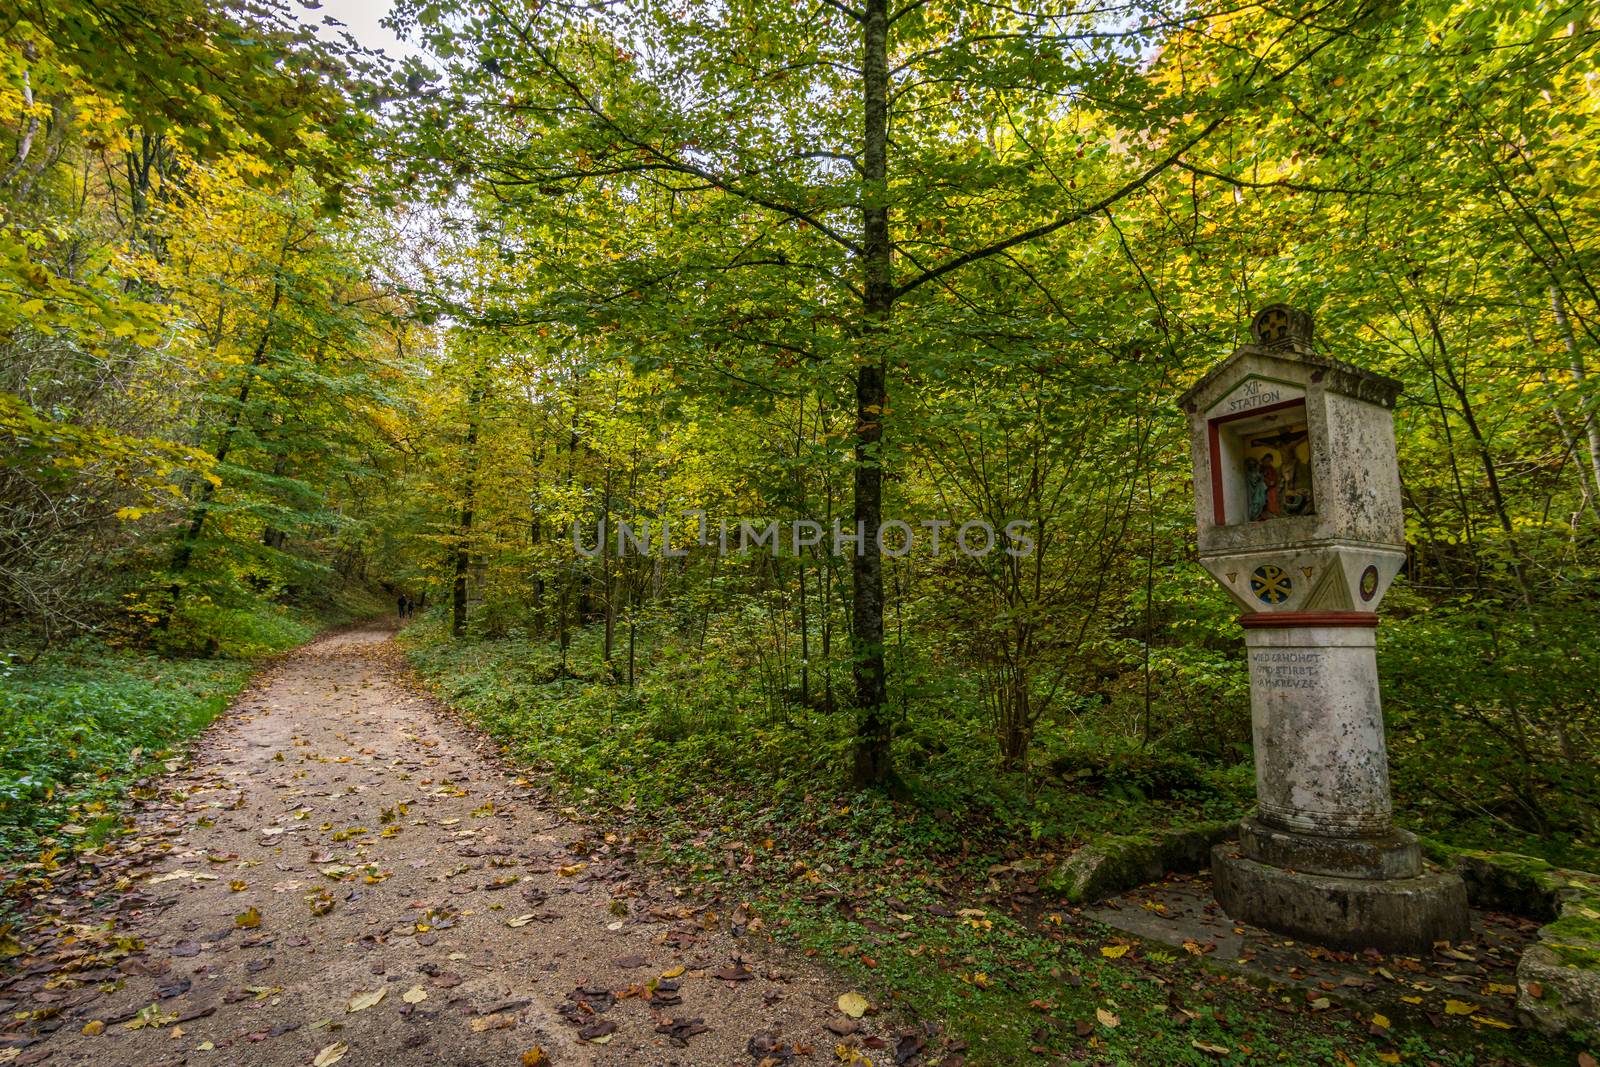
[1,0,1597,1059]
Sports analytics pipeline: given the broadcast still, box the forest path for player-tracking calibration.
[8,628,860,1067]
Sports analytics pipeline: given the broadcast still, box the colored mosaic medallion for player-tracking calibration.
[1359,564,1380,602]
[1250,564,1292,605]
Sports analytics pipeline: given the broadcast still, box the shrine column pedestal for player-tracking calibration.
[1211,618,1468,953]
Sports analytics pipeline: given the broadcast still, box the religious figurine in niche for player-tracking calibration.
[1280,441,1315,515]
[1259,452,1282,518]
[1246,457,1268,521]
[1245,426,1315,520]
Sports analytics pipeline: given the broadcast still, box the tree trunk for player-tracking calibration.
[452,369,486,638]
[160,274,283,626]
[850,0,893,788]
[1552,286,1600,499]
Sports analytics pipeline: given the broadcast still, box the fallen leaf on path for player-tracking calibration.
[81,1020,104,1036]
[1096,1008,1120,1028]
[578,1019,618,1042]
[520,1049,550,1067]
[313,1042,349,1066]
[1100,944,1130,959]
[234,907,261,929]
[837,992,869,1018]
[348,988,386,1012]
[471,1013,517,1032]
[1443,999,1474,1016]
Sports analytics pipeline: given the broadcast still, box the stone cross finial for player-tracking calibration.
[1251,304,1313,350]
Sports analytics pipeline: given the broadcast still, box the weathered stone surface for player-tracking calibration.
[1178,335,1407,574]
[1411,844,1600,1035]
[1422,843,1566,921]
[1243,626,1396,839]
[1042,821,1237,904]
[1517,916,1600,1034]
[1211,843,1470,954]
[1239,816,1421,880]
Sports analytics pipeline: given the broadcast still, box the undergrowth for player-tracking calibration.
[402,614,1587,1066]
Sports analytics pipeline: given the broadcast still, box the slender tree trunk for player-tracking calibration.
[452,369,486,638]
[602,466,615,664]
[850,0,893,788]
[1522,308,1600,524]
[160,275,284,627]
[1552,286,1600,498]
[1423,310,1531,606]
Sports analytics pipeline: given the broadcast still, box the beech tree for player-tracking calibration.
[388,0,1381,785]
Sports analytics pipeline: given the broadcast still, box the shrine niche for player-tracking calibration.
[1205,379,1316,525]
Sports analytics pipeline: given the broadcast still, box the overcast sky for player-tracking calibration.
[298,0,420,61]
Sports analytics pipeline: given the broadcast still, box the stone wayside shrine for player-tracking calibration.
[1178,304,1470,953]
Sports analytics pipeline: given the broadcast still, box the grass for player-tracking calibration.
[0,649,253,854]
[402,615,1595,1066]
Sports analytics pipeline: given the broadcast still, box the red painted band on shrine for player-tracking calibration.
[1239,612,1380,629]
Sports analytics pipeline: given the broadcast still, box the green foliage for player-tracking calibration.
[1382,599,1600,869]
[0,645,252,857]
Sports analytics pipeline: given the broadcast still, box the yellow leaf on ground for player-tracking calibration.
[661,965,685,978]
[1096,1007,1120,1028]
[402,986,428,1004]
[1443,999,1475,1015]
[348,988,386,1012]
[837,991,869,1018]
[1472,1015,1512,1028]
[1191,1039,1229,1055]
[1371,1013,1391,1029]
[234,907,261,929]
[313,1042,349,1067]
[507,914,538,928]
[81,1020,104,1036]
[1100,944,1130,959]
[520,1049,550,1067]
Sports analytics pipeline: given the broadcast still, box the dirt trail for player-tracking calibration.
[5,629,877,1066]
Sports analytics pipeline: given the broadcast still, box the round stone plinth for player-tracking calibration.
[1239,816,1422,880]
[1212,843,1470,954]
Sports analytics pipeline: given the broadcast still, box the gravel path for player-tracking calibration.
[3,628,876,1066]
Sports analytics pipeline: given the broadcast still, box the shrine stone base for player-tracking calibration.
[1237,815,1422,880]
[1213,842,1471,954]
